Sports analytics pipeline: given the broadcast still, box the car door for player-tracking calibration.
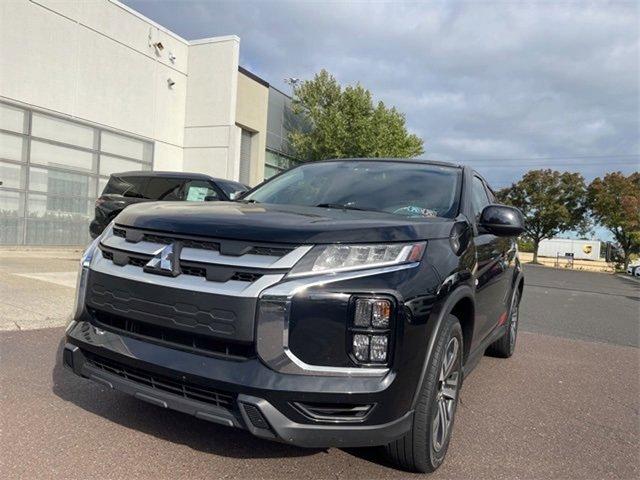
[470,175,510,342]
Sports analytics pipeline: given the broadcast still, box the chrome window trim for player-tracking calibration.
[256,262,419,377]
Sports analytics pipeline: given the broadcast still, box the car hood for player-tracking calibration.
[114,201,455,244]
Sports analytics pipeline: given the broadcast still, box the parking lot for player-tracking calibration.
[1,250,638,479]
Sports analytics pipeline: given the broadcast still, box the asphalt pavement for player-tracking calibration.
[1,253,638,479]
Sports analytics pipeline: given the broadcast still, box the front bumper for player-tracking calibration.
[63,321,414,448]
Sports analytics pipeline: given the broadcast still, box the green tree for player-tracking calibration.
[587,172,640,270]
[289,70,424,161]
[497,169,588,263]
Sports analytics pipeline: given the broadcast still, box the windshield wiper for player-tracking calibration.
[315,203,372,212]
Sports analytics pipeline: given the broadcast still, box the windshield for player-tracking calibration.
[243,161,461,218]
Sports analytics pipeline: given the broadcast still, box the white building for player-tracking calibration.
[0,0,300,245]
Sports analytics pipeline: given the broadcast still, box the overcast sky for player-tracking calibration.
[126,0,639,191]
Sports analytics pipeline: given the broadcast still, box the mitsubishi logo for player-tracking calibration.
[143,242,182,277]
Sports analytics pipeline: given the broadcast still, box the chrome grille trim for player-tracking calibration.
[100,234,312,270]
[91,254,285,297]
[255,263,420,377]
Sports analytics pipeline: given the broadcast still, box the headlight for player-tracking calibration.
[288,242,426,277]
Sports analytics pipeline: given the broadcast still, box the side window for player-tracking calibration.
[183,180,220,202]
[102,176,147,198]
[144,178,183,201]
[470,176,491,220]
[486,186,496,203]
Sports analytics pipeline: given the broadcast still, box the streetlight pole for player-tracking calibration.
[284,77,300,93]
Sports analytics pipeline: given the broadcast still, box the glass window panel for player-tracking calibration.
[266,150,299,170]
[30,140,97,172]
[99,155,148,176]
[101,175,147,197]
[0,132,26,162]
[26,194,91,245]
[144,177,183,200]
[31,113,96,149]
[471,176,491,219]
[0,162,26,189]
[29,167,96,198]
[183,179,218,202]
[0,190,24,244]
[264,164,280,179]
[98,177,109,194]
[26,217,91,245]
[0,103,27,133]
[27,193,92,217]
[101,131,151,162]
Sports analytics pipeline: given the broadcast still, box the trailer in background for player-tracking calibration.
[538,238,601,261]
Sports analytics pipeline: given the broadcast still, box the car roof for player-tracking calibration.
[316,158,462,169]
[111,171,224,182]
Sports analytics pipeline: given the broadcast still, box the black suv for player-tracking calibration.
[63,159,524,473]
[89,171,248,238]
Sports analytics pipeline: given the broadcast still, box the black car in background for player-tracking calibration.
[89,171,248,238]
[67,159,525,472]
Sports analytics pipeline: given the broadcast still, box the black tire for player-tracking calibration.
[486,288,521,358]
[385,314,463,473]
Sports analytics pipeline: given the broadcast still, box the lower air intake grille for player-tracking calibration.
[85,352,236,410]
[90,310,255,360]
[242,403,271,430]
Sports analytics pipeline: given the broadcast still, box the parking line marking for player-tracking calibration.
[14,271,78,289]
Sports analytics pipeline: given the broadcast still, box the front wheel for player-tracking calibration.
[486,288,521,358]
[385,314,463,473]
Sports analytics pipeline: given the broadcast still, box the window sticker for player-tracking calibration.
[186,186,211,201]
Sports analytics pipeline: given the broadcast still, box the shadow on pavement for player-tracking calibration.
[50,339,323,461]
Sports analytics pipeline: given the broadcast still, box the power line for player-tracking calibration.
[458,153,639,163]
[472,161,639,168]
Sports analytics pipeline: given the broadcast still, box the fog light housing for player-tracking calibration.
[370,335,388,362]
[352,334,370,362]
[350,296,393,365]
[354,298,391,328]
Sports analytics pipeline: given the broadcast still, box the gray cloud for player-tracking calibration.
[125,0,639,189]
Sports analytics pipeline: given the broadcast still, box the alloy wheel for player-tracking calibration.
[509,292,520,351]
[432,336,460,453]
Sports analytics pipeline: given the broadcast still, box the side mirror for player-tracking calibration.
[479,204,525,237]
[204,195,218,202]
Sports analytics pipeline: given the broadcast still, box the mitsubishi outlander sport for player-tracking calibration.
[63,159,525,473]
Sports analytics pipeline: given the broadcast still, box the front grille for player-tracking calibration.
[248,246,293,256]
[90,309,255,360]
[100,248,265,283]
[85,352,236,410]
[129,257,148,268]
[231,271,263,282]
[180,264,206,277]
[114,226,293,257]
